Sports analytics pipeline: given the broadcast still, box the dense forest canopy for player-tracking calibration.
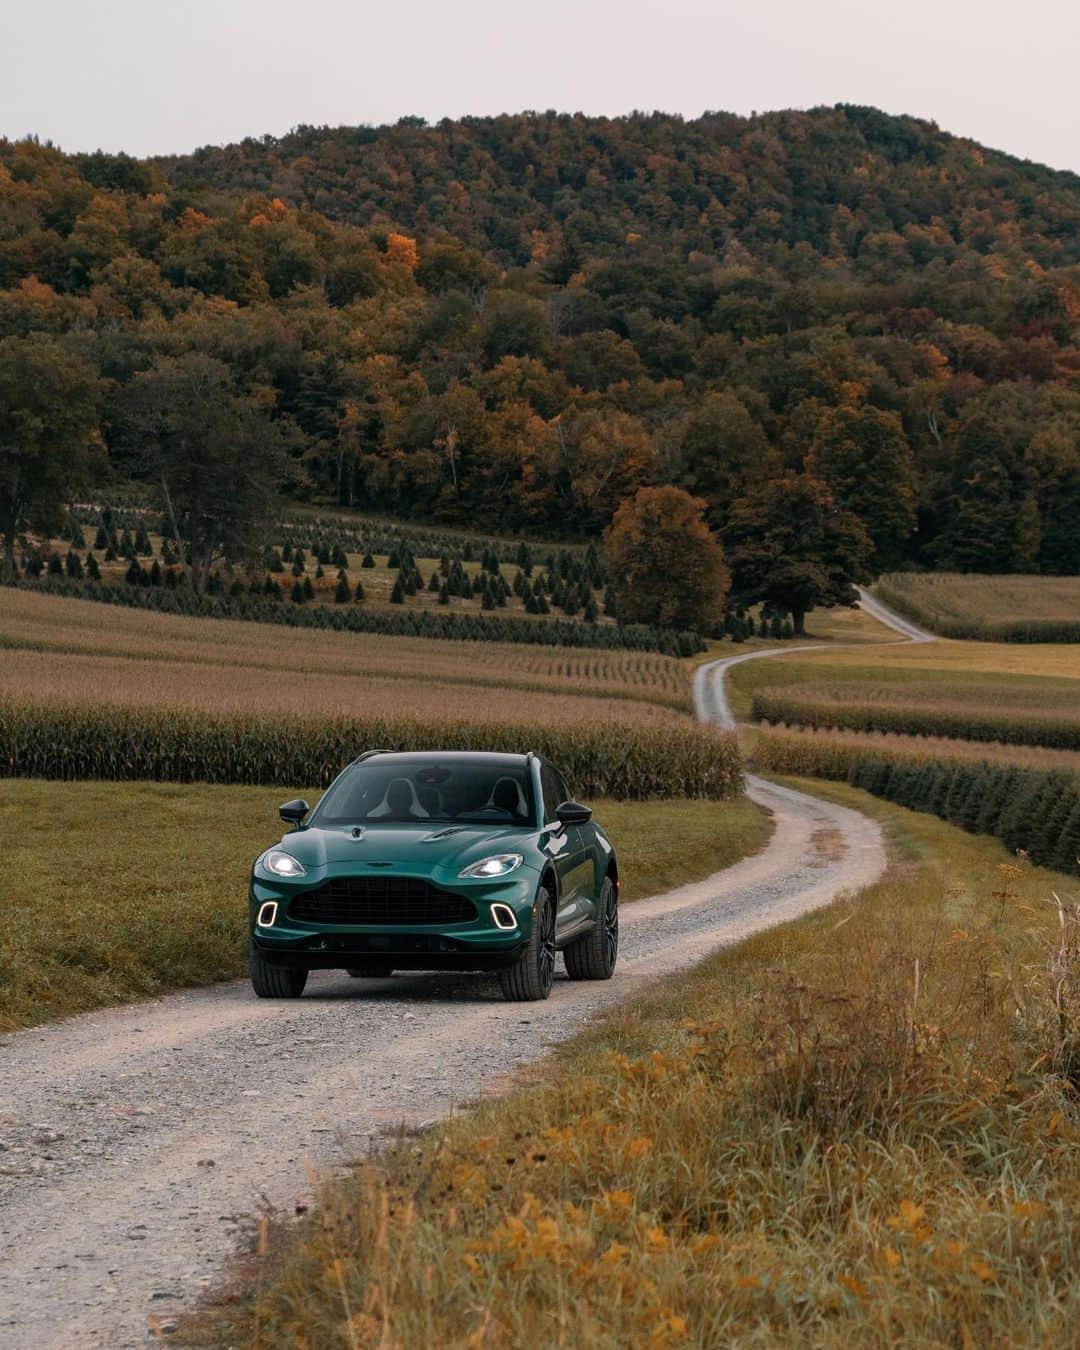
[2,104,1079,580]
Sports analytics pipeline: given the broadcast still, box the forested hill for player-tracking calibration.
[159,106,1080,270]
[2,105,1079,576]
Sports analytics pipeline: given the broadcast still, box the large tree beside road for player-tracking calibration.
[724,472,872,635]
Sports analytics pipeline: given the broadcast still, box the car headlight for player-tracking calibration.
[263,850,307,878]
[459,853,524,879]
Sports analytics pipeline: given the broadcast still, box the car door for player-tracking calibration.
[540,763,592,936]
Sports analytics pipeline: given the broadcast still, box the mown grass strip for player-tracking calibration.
[191,793,1080,1348]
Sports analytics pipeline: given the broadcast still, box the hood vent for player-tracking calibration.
[421,826,468,842]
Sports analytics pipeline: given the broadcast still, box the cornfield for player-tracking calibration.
[752,683,1080,751]
[876,573,1080,642]
[756,727,1080,873]
[0,699,744,801]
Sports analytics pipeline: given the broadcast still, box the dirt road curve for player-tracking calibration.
[0,599,918,1349]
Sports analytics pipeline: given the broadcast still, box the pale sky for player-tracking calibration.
[3,0,1079,173]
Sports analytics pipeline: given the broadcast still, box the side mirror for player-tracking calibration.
[279,798,310,827]
[556,800,592,827]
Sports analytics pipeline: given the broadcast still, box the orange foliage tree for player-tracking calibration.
[605,486,729,631]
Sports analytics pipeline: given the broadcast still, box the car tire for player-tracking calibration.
[249,944,308,999]
[345,963,395,978]
[564,876,618,981]
[499,886,556,1001]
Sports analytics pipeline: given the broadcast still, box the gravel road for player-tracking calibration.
[0,596,925,1348]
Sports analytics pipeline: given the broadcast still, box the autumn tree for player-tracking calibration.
[119,353,288,593]
[725,473,872,635]
[0,335,103,576]
[675,392,777,526]
[805,403,916,571]
[605,486,728,631]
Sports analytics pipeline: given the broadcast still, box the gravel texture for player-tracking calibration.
[1,591,927,1347]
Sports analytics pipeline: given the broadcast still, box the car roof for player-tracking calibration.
[351,749,532,768]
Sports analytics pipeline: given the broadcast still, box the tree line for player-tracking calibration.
[2,106,1078,634]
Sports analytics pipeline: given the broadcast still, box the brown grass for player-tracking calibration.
[190,791,1080,1348]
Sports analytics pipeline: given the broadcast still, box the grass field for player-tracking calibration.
[876,573,1080,642]
[0,589,692,722]
[0,782,770,1032]
[193,788,1080,1348]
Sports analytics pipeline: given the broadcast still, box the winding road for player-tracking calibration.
[0,590,916,1348]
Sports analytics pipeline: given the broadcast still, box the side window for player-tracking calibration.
[541,765,564,822]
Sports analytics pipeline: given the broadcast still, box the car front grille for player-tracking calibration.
[288,875,477,926]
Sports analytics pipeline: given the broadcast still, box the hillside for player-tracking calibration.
[2,104,1079,577]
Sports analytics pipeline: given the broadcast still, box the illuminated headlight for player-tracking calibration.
[263,850,306,878]
[459,853,524,879]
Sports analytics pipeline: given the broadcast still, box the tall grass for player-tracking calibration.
[0,699,743,800]
[202,800,1080,1347]
[876,573,1080,642]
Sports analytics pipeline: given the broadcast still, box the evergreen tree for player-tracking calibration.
[353,580,365,602]
[291,580,305,603]
[86,552,101,580]
[335,575,351,602]
[390,576,406,603]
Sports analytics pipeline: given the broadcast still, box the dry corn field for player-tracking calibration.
[875,572,1080,642]
[0,589,691,723]
[753,725,1080,778]
[731,642,1080,751]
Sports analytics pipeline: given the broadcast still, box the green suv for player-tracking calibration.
[248,750,619,1002]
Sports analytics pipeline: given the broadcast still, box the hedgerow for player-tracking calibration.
[0,700,743,801]
[756,728,1080,874]
[4,577,704,657]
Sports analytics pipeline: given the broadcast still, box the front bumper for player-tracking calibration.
[249,870,536,971]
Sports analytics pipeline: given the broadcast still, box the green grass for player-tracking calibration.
[189,790,1080,1349]
[0,781,769,1032]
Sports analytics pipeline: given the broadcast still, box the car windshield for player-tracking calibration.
[310,757,536,826]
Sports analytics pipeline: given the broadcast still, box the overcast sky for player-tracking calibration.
[3,0,1078,172]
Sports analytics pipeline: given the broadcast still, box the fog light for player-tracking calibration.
[256,901,278,928]
[490,903,517,930]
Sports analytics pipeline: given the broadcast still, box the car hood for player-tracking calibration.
[273,822,539,875]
